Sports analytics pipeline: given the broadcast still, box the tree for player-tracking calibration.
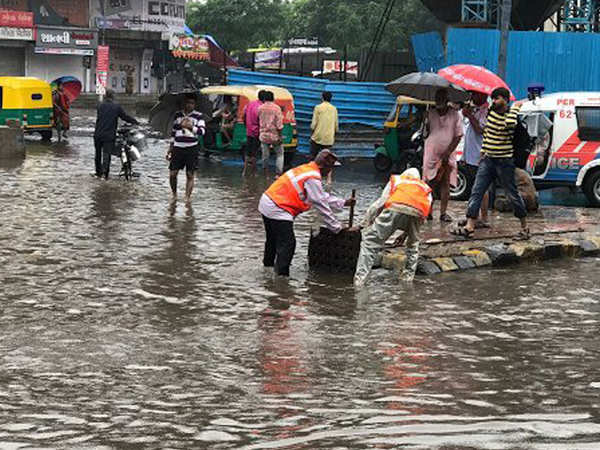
[186,0,442,56]
[285,0,442,57]
[187,0,287,53]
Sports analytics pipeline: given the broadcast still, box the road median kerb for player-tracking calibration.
[379,232,600,277]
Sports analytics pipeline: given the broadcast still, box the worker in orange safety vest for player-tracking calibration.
[354,168,433,287]
[258,149,356,276]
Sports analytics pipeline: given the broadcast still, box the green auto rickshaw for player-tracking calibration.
[373,95,432,173]
[201,85,298,168]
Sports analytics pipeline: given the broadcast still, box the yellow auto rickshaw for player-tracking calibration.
[0,77,54,140]
[201,85,298,167]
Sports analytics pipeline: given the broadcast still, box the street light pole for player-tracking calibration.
[498,0,512,80]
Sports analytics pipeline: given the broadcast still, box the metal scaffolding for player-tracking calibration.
[461,0,500,26]
[562,0,600,31]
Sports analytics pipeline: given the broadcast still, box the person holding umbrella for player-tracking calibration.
[52,81,70,139]
[452,88,528,239]
[423,88,463,222]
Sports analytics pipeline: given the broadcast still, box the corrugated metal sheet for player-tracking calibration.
[441,28,600,100]
[411,32,445,72]
[227,69,396,157]
[446,28,500,73]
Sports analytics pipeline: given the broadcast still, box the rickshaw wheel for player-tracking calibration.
[40,130,52,142]
[374,152,392,172]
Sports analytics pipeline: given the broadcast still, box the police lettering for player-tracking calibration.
[549,157,580,170]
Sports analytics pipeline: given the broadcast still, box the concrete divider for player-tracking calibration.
[380,233,600,276]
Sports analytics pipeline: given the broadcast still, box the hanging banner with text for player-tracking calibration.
[96,45,109,95]
[169,34,209,60]
[323,60,359,76]
[255,50,281,69]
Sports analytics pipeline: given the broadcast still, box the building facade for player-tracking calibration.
[0,0,186,94]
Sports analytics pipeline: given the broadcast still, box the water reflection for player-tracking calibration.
[1,124,600,448]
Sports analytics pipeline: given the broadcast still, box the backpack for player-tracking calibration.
[512,118,532,170]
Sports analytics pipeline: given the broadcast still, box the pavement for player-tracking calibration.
[380,202,600,275]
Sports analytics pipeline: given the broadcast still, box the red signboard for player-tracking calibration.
[0,10,33,28]
[96,45,109,95]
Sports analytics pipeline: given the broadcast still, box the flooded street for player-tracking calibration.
[2,116,600,449]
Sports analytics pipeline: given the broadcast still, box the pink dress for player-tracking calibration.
[423,108,464,187]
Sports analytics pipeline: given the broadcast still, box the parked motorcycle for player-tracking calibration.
[114,126,147,180]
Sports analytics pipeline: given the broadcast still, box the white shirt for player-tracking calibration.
[258,178,346,233]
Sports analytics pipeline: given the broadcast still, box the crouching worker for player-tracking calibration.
[258,149,355,276]
[354,168,432,287]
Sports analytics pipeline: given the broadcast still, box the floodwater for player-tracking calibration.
[2,119,600,449]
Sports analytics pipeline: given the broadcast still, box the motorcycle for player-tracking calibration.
[114,126,147,180]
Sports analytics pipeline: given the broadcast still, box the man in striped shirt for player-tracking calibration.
[455,87,529,239]
[166,96,205,203]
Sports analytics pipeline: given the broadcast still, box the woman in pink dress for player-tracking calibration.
[423,89,464,222]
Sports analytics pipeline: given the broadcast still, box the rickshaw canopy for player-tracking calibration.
[0,76,52,110]
[200,85,294,101]
[202,84,296,125]
[396,95,435,106]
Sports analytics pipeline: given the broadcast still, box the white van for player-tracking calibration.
[521,92,600,206]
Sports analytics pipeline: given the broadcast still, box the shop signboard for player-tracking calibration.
[287,37,319,47]
[169,34,209,60]
[255,50,281,69]
[35,27,98,56]
[96,45,109,95]
[323,60,359,76]
[92,0,186,34]
[0,26,33,40]
[0,10,33,28]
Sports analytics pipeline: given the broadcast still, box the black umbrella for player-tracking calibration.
[149,91,213,137]
[386,72,470,103]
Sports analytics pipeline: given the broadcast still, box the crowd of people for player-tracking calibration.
[90,85,529,288]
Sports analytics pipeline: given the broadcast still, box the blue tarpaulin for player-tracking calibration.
[227,69,396,157]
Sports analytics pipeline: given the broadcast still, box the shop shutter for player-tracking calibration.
[0,48,25,76]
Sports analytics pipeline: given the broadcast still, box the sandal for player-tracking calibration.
[515,228,531,241]
[450,226,474,239]
[440,213,454,223]
[475,220,491,229]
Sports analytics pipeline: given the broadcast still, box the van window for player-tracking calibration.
[576,106,600,141]
[0,87,3,108]
[31,93,43,101]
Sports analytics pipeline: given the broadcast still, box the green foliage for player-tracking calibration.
[187,0,287,53]
[187,0,442,55]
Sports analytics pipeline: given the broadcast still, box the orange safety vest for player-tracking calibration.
[265,161,322,216]
[385,174,433,218]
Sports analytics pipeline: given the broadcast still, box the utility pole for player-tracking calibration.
[498,0,512,80]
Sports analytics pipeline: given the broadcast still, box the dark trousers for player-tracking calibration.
[262,215,296,276]
[310,140,327,160]
[94,138,116,178]
[466,156,527,219]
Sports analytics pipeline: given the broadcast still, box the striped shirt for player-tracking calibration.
[481,104,522,158]
[172,110,205,149]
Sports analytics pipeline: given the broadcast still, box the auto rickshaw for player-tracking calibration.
[200,85,298,167]
[374,95,473,200]
[373,95,432,173]
[0,77,54,140]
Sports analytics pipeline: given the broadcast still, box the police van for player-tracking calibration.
[521,92,600,206]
